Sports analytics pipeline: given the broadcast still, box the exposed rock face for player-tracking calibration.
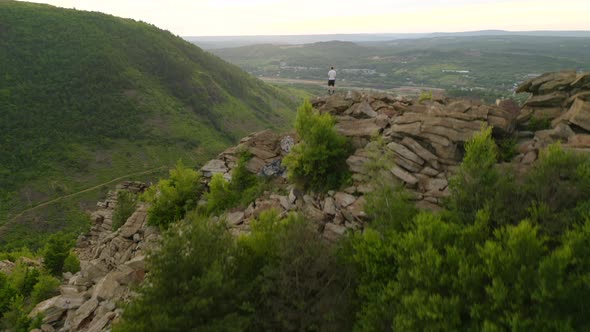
[196,89,521,242]
[199,72,588,243]
[515,70,590,158]
[31,182,157,331]
[201,129,297,182]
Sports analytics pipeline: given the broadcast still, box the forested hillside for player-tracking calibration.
[0,1,296,248]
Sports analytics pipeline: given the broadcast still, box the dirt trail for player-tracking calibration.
[4,166,168,224]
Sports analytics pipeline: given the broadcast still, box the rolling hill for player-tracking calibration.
[0,1,297,248]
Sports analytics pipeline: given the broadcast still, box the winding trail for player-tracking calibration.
[5,165,168,224]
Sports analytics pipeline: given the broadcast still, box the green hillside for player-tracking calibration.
[0,1,296,248]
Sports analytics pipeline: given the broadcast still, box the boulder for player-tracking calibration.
[538,71,578,93]
[29,295,86,323]
[119,204,147,238]
[41,324,54,332]
[80,260,108,283]
[567,134,590,148]
[59,285,81,296]
[568,91,590,104]
[320,96,354,114]
[334,192,357,208]
[571,72,590,88]
[66,298,99,331]
[280,135,295,153]
[245,157,266,173]
[567,99,590,132]
[226,211,245,226]
[519,106,563,123]
[522,150,538,164]
[260,159,285,177]
[86,311,116,332]
[335,118,383,138]
[390,166,418,185]
[387,142,425,166]
[248,146,276,160]
[423,178,449,196]
[323,223,348,242]
[401,137,438,165]
[345,90,362,102]
[351,101,378,118]
[302,204,326,223]
[323,197,337,216]
[201,159,227,177]
[523,91,568,107]
[348,196,366,219]
[92,272,122,301]
[393,154,423,173]
[517,71,576,94]
[0,260,15,274]
[346,152,370,174]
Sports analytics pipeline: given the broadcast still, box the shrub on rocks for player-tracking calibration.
[112,191,138,231]
[62,251,80,274]
[204,151,266,215]
[42,233,73,276]
[283,100,352,191]
[141,161,202,228]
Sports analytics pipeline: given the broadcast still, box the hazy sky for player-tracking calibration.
[25,0,590,36]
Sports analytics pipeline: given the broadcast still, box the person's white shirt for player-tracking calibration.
[328,69,336,80]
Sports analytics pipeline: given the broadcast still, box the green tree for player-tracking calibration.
[203,151,265,215]
[42,233,72,276]
[114,211,249,332]
[1,295,41,332]
[142,161,202,228]
[63,251,81,274]
[240,211,355,331]
[524,143,590,237]
[7,262,39,297]
[30,274,60,304]
[283,100,352,191]
[0,273,16,317]
[115,210,354,332]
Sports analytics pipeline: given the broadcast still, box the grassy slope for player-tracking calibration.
[0,1,297,248]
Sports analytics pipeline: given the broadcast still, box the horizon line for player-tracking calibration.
[184,29,590,38]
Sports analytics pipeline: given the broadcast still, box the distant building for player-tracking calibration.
[442,70,470,74]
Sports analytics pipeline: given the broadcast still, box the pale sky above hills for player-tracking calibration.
[26,0,590,36]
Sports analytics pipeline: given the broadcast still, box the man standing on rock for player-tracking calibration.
[328,66,336,95]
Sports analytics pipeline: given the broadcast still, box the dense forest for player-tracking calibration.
[0,1,298,249]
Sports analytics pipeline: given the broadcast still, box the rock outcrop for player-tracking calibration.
[36,70,590,331]
[514,71,590,165]
[30,182,157,332]
[198,89,519,241]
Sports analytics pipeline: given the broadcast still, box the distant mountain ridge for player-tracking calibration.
[186,30,590,49]
[0,1,296,248]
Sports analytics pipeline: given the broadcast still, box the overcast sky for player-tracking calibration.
[24,0,590,36]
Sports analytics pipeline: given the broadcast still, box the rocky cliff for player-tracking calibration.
[32,70,590,331]
[29,182,157,332]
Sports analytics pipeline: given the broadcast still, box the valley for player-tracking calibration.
[201,36,590,102]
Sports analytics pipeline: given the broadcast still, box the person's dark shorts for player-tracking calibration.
[328,79,335,87]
